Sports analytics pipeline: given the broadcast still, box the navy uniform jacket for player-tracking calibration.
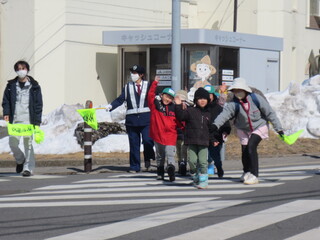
[110,81,151,127]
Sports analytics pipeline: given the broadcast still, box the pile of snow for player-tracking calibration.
[0,75,319,154]
[0,103,129,154]
[266,75,320,138]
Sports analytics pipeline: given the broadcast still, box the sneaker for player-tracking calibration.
[217,166,224,178]
[22,170,31,177]
[127,170,140,173]
[16,163,24,174]
[179,162,187,176]
[197,174,208,189]
[240,172,250,182]
[156,166,164,180]
[244,173,259,185]
[207,163,214,177]
[191,173,199,186]
[167,164,175,182]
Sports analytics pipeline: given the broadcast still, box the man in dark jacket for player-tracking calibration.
[2,60,43,177]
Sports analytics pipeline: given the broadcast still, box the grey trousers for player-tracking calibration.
[154,141,176,167]
[176,139,188,164]
[9,135,35,173]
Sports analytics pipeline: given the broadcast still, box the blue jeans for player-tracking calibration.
[208,143,222,169]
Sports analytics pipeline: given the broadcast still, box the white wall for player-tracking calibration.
[0,0,35,97]
[1,0,319,114]
[196,0,320,90]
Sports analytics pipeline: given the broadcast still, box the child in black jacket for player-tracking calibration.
[175,87,214,189]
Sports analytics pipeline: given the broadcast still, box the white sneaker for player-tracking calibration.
[240,172,250,182]
[244,173,259,185]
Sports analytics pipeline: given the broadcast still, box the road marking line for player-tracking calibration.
[225,171,308,178]
[45,200,248,240]
[74,175,310,184]
[0,179,10,182]
[226,165,320,173]
[284,226,320,240]
[0,190,253,201]
[10,175,65,179]
[260,176,311,181]
[0,197,218,208]
[164,200,320,240]
[11,186,262,196]
[34,181,283,191]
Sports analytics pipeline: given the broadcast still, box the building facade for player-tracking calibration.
[0,0,319,114]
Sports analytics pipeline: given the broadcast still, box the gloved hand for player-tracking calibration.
[211,124,218,132]
[277,130,284,138]
[106,104,112,111]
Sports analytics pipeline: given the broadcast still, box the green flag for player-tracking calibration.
[77,108,98,130]
[34,125,45,144]
[279,130,304,145]
[7,123,45,144]
[7,123,34,136]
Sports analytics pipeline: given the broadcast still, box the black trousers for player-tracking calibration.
[241,134,262,177]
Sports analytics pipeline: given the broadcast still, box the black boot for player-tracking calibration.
[167,164,176,182]
[217,166,224,178]
[179,162,187,176]
[157,166,164,180]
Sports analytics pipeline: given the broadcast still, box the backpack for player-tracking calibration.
[233,92,267,121]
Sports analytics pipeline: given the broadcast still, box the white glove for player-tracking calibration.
[106,104,112,111]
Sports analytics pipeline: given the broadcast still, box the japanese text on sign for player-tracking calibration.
[120,33,172,43]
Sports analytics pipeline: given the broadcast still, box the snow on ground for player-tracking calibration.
[266,75,320,138]
[0,75,319,154]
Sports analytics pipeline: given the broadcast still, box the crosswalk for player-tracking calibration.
[0,164,319,239]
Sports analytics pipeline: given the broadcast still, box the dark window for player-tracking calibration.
[150,47,171,93]
[309,0,320,29]
[219,47,239,86]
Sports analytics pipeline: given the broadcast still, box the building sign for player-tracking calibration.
[103,29,283,51]
[222,69,234,75]
[158,81,172,86]
[120,33,172,44]
[222,69,234,85]
[222,75,233,81]
[156,69,172,86]
[156,69,171,75]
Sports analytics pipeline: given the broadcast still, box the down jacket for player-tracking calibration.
[2,76,43,125]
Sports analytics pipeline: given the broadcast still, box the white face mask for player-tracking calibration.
[130,73,140,82]
[16,70,28,79]
[234,91,246,100]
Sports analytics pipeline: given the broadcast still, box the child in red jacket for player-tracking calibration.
[148,76,179,181]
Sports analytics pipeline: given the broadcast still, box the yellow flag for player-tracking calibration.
[34,125,45,144]
[279,130,304,145]
[7,123,34,136]
[77,108,98,130]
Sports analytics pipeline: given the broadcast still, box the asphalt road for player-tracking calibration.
[0,156,319,240]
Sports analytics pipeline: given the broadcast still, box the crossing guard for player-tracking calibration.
[107,65,155,172]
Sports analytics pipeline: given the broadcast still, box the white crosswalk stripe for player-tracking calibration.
[0,179,10,182]
[46,200,249,240]
[0,173,65,179]
[284,226,320,240]
[1,164,319,239]
[165,200,320,240]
